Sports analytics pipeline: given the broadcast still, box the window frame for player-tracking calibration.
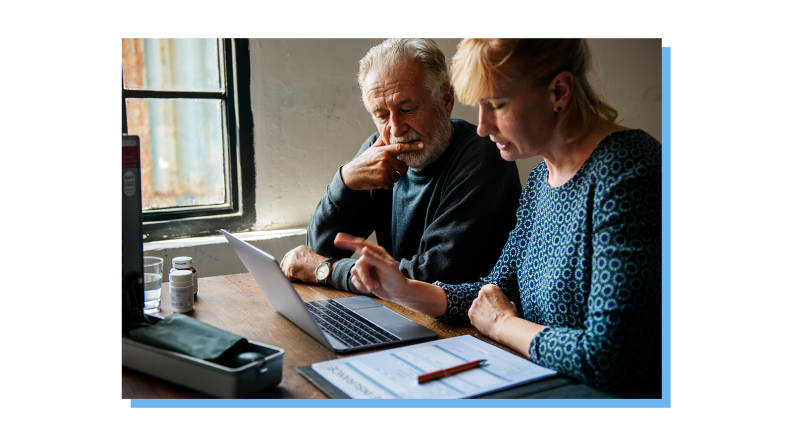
[122,38,255,241]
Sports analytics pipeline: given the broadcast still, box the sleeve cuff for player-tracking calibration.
[432,281,463,323]
[332,257,372,296]
[528,327,552,363]
[331,258,355,292]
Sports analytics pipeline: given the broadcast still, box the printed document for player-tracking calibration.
[310,335,557,399]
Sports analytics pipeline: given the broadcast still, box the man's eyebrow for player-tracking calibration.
[371,98,418,114]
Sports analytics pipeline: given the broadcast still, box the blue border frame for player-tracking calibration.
[132,46,672,409]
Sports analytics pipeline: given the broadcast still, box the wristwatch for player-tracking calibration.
[315,260,333,284]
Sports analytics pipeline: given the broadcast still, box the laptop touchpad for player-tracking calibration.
[336,296,385,310]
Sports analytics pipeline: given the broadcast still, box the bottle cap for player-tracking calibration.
[169,269,193,285]
[172,256,194,268]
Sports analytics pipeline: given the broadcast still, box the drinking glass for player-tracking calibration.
[143,257,163,314]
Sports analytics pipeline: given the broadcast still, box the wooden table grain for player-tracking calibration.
[122,274,519,399]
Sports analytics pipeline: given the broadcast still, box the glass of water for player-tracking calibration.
[143,257,163,314]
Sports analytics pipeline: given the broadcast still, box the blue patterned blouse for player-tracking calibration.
[436,129,662,398]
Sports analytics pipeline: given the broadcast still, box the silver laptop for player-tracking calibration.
[221,230,436,353]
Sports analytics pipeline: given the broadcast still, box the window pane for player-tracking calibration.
[122,39,223,92]
[126,98,227,210]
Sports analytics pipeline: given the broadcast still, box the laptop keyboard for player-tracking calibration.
[306,299,400,348]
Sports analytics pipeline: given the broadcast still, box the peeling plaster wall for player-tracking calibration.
[249,38,661,231]
[249,39,379,231]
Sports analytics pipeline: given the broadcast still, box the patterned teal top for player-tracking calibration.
[436,129,661,398]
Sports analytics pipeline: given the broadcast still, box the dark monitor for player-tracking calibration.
[122,135,145,333]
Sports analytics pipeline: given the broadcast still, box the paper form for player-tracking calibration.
[310,335,557,399]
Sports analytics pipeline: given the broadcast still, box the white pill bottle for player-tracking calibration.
[169,270,194,313]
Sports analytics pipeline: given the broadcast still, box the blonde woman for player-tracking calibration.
[335,39,661,398]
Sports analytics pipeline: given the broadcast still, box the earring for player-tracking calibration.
[557,107,562,112]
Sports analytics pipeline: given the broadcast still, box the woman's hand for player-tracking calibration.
[468,284,520,343]
[469,284,547,359]
[333,233,449,317]
[333,233,409,301]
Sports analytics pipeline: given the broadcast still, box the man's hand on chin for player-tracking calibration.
[340,124,424,191]
[280,245,331,285]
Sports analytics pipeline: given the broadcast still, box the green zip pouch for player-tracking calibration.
[129,313,247,362]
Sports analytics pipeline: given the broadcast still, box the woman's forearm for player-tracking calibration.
[394,279,449,318]
[493,316,547,360]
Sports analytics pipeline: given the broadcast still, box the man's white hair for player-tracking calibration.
[357,38,450,111]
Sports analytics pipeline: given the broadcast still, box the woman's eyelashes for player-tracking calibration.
[482,101,506,111]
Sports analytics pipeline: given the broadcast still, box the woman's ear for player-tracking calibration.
[549,72,573,112]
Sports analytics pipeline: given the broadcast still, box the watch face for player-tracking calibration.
[316,263,330,280]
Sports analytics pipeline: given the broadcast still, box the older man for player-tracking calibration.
[280,38,521,295]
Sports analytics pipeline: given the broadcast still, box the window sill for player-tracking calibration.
[143,228,307,281]
[143,228,306,250]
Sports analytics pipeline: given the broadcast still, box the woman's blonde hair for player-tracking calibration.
[451,39,619,142]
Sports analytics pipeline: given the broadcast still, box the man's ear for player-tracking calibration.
[442,82,455,116]
[549,72,573,111]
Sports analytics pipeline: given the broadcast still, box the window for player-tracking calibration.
[122,38,255,241]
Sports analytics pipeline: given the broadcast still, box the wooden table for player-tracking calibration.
[122,274,617,399]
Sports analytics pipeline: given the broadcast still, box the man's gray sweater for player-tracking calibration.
[307,119,522,295]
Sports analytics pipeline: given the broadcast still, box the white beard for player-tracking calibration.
[391,106,454,172]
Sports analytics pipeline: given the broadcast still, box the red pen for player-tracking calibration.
[417,359,488,384]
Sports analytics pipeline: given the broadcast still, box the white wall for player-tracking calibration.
[250,38,661,230]
[145,38,661,279]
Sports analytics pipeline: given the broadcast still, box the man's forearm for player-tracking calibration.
[307,168,374,259]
